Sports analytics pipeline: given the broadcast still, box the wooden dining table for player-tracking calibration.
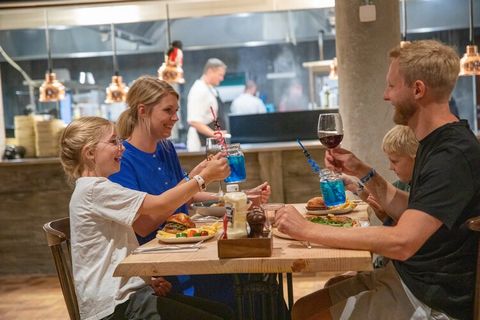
[114,203,373,315]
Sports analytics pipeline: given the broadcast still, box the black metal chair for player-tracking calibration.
[43,217,80,320]
[467,216,480,320]
[233,273,290,320]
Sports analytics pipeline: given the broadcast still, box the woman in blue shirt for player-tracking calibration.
[110,75,270,308]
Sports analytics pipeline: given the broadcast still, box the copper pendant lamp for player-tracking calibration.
[459,0,480,76]
[105,23,128,103]
[158,4,185,84]
[39,10,65,103]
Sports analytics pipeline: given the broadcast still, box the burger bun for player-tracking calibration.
[163,213,195,234]
[306,196,328,210]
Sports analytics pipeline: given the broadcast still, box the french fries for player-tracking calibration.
[156,221,221,239]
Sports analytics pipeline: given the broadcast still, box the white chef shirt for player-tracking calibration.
[70,177,147,320]
[187,78,218,151]
[230,93,267,115]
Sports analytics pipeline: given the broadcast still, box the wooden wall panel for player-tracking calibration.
[0,145,325,274]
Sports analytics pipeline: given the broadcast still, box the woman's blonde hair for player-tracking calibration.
[382,125,419,158]
[389,40,459,102]
[116,75,179,139]
[59,116,113,183]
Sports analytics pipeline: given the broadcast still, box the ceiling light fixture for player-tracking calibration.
[459,0,480,76]
[105,23,128,103]
[39,9,65,103]
[158,4,185,84]
[329,58,338,80]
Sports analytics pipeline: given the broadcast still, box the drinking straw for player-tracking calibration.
[210,106,227,152]
[296,138,322,174]
[210,106,229,239]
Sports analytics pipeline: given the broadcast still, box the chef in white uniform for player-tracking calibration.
[230,80,267,115]
[187,58,227,151]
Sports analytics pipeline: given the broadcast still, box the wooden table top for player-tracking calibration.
[114,203,373,277]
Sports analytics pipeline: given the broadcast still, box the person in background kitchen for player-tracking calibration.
[111,75,271,308]
[186,58,227,151]
[276,40,480,320]
[59,116,233,320]
[278,80,309,112]
[230,80,267,115]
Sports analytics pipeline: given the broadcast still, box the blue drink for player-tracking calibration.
[320,179,346,207]
[225,154,246,183]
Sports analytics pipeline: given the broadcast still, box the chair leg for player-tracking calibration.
[51,247,80,320]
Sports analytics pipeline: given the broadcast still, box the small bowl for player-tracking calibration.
[190,200,253,217]
[190,201,226,217]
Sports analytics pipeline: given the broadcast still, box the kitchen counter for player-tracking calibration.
[0,140,322,164]
[0,140,325,274]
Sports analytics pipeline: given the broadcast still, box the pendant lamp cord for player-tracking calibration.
[44,9,52,73]
[401,0,407,42]
[111,23,119,76]
[166,3,172,48]
[468,0,474,45]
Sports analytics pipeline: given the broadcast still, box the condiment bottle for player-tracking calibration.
[223,191,248,239]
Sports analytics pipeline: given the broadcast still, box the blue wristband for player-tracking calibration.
[353,182,365,196]
[360,168,376,185]
[183,172,190,182]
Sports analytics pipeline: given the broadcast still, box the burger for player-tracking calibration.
[163,213,195,234]
[306,196,328,211]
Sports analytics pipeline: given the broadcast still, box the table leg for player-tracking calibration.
[233,274,244,320]
[287,273,293,312]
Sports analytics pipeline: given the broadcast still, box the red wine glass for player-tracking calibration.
[317,113,344,148]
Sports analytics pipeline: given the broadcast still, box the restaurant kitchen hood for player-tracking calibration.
[0,9,334,61]
[0,0,479,62]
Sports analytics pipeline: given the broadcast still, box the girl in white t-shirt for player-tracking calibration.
[59,116,233,320]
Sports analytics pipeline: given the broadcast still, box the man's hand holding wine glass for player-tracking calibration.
[325,148,371,177]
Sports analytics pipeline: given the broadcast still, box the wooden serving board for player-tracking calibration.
[217,234,272,258]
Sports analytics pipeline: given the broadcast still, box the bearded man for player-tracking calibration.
[276,40,480,320]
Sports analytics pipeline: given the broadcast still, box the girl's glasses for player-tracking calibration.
[99,137,124,147]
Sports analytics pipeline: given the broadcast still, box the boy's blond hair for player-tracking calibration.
[382,125,419,158]
[59,116,113,183]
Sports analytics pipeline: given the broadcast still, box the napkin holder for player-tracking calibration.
[217,232,272,258]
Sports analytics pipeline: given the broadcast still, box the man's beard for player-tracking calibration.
[393,102,416,125]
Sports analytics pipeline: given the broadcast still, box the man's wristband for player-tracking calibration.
[192,175,207,191]
[353,182,365,196]
[359,168,376,185]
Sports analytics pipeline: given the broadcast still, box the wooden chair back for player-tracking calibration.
[467,216,480,320]
[43,217,80,320]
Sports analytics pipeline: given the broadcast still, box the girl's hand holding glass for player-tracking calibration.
[189,159,209,177]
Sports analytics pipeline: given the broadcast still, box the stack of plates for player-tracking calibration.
[14,115,36,157]
[34,119,65,157]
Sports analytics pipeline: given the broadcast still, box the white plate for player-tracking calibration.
[156,233,215,244]
[272,228,295,240]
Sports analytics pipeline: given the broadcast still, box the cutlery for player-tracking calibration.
[133,239,205,254]
[300,241,312,249]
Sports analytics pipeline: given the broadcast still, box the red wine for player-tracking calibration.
[318,131,343,148]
